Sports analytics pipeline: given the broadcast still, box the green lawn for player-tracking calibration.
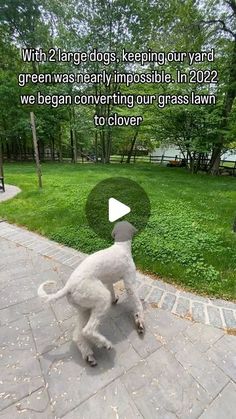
[1,162,236,301]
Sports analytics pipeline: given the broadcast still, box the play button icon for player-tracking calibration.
[85,177,151,241]
[109,198,130,222]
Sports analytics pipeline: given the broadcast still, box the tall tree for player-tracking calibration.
[201,0,236,174]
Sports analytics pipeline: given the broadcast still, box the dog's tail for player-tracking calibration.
[37,281,68,303]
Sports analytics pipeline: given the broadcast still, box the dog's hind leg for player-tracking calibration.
[82,286,112,350]
[72,308,97,367]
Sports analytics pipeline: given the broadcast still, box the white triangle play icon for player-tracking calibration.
[108,198,131,222]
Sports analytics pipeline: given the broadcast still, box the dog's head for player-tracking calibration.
[111,221,138,242]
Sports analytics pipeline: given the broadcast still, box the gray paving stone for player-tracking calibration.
[0,276,37,309]
[112,312,162,358]
[109,294,134,319]
[0,238,14,251]
[138,284,152,300]
[207,306,223,328]
[0,387,53,418]
[174,297,190,317]
[0,297,44,327]
[39,333,139,418]
[147,287,163,304]
[59,315,78,343]
[122,347,211,419]
[199,382,236,419]
[0,317,44,410]
[0,230,20,239]
[66,256,85,268]
[136,272,153,286]
[174,339,229,398]
[160,292,176,310]
[63,378,142,419]
[34,245,62,258]
[177,290,211,304]
[146,307,189,344]
[209,298,236,310]
[0,252,31,270]
[11,233,38,245]
[29,308,63,355]
[31,270,64,289]
[192,301,206,323]
[0,264,35,281]
[168,331,192,355]
[11,233,40,244]
[222,309,236,329]
[98,317,141,371]
[221,333,236,352]
[0,264,62,308]
[26,242,54,254]
[151,279,178,293]
[207,335,236,382]
[50,263,73,284]
[183,322,224,353]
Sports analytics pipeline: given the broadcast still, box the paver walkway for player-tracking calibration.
[0,221,236,418]
[0,185,21,203]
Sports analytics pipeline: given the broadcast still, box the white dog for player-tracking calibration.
[38,221,145,366]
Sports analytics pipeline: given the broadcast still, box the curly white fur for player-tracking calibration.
[37,221,144,366]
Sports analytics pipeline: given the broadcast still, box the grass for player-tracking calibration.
[0,162,236,301]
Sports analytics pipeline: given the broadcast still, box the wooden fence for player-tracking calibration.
[109,154,236,176]
[2,152,236,175]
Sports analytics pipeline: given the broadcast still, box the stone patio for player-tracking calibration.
[0,221,235,418]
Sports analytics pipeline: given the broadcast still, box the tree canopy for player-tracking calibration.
[0,0,235,173]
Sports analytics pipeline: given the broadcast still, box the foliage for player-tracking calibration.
[0,1,236,168]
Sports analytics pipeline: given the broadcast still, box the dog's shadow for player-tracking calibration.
[42,298,145,375]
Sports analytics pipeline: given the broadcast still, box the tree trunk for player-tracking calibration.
[58,124,63,162]
[127,130,139,163]
[70,107,77,163]
[105,128,112,163]
[0,137,4,178]
[51,137,55,161]
[100,130,105,163]
[94,131,98,162]
[30,112,42,189]
[186,149,194,173]
[209,39,236,174]
[209,146,221,175]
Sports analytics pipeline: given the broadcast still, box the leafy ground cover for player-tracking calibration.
[0,163,235,300]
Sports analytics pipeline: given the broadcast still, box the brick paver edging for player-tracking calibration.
[0,221,236,331]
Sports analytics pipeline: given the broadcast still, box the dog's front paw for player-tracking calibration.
[104,340,113,351]
[112,296,119,305]
[135,314,145,334]
[136,321,145,334]
[86,354,97,367]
